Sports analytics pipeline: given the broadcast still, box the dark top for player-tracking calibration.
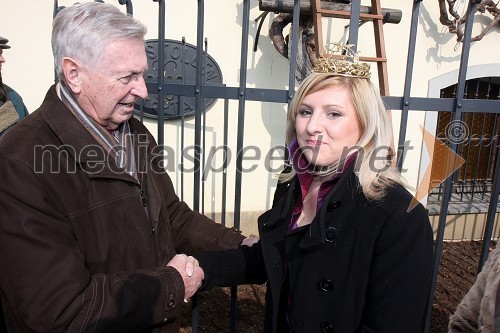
[197,163,434,332]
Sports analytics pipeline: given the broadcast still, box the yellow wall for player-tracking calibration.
[1,0,499,232]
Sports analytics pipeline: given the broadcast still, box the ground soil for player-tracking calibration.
[179,240,495,333]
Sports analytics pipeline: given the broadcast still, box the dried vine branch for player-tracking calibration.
[438,0,499,42]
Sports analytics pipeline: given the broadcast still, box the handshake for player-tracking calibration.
[166,236,259,302]
[167,254,204,302]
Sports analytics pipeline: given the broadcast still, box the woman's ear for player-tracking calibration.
[61,57,83,94]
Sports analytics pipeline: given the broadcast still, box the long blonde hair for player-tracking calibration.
[282,72,406,200]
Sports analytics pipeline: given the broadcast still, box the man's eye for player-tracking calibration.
[118,75,133,84]
[118,73,142,84]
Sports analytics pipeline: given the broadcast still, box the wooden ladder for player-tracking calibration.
[311,0,389,96]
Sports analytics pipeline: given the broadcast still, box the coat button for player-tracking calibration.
[165,295,176,310]
[318,279,335,292]
[325,226,338,243]
[321,321,334,332]
[327,200,342,211]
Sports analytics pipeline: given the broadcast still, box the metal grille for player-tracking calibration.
[50,1,500,332]
[429,78,500,204]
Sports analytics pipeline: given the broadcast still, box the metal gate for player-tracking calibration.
[79,1,500,332]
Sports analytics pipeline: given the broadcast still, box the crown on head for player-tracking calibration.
[313,43,371,79]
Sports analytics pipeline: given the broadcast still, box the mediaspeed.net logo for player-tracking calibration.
[409,120,467,211]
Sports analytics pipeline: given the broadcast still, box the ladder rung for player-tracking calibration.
[325,54,386,63]
[312,0,389,95]
[360,56,387,63]
[316,9,384,21]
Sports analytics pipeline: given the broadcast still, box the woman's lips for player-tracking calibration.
[306,140,324,147]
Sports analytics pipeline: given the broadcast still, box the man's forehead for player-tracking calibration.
[100,50,147,73]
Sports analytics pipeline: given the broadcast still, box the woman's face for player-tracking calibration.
[295,85,362,167]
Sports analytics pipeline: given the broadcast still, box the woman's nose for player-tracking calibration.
[306,114,322,134]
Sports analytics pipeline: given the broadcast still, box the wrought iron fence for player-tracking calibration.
[428,78,500,205]
[52,0,500,332]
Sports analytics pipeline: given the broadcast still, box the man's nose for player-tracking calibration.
[132,75,148,99]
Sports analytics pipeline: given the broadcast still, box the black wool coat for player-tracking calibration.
[198,165,434,333]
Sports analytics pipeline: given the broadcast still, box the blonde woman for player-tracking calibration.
[196,51,433,332]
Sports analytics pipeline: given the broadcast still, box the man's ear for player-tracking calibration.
[61,57,83,94]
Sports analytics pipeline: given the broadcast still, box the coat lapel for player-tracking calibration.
[299,162,360,249]
[129,119,162,223]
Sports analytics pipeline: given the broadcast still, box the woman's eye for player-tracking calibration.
[327,112,341,118]
[299,109,312,116]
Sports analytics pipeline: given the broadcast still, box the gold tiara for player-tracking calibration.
[313,43,371,79]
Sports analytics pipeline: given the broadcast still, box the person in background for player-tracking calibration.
[195,44,434,332]
[448,244,500,333]
[0,34,29,332]
[0,3,245,332]
[0,35,28,137]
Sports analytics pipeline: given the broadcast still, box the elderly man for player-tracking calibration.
[0,3,244,332]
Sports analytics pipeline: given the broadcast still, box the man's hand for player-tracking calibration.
[167,254,204,301]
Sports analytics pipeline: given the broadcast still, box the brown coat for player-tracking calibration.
[0,86,244,332]
[448,245,500,333]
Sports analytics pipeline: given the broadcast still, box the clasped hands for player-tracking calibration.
[167,235,258,303]
[167,254,204,302]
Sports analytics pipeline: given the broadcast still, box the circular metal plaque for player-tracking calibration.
[135,39,224,120]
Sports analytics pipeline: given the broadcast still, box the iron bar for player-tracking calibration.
[288,0,301,102]
[118,0,133,15]
[222,98,229,227]
[424,1,479,331]
[190,1,207,331]
[145,81,500,113]
[478,145,500,271]
[180,37,187,201]
[154,0,166,146]
[478,84,500,269]
[233,0,251,233]
[193,0,205,212]
[477,110,487,200]
[201,38,208,215]
[472,83,487,200]
[397,0,421,171]
[230,0,252,331]
[347,0,361,50]
[484,113,499,200]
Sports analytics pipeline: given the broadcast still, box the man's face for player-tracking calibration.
[77,38,148,130]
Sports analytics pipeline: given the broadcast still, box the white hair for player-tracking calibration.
[52,2,147,81]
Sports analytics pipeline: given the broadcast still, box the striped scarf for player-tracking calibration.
[59,82,137,180]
